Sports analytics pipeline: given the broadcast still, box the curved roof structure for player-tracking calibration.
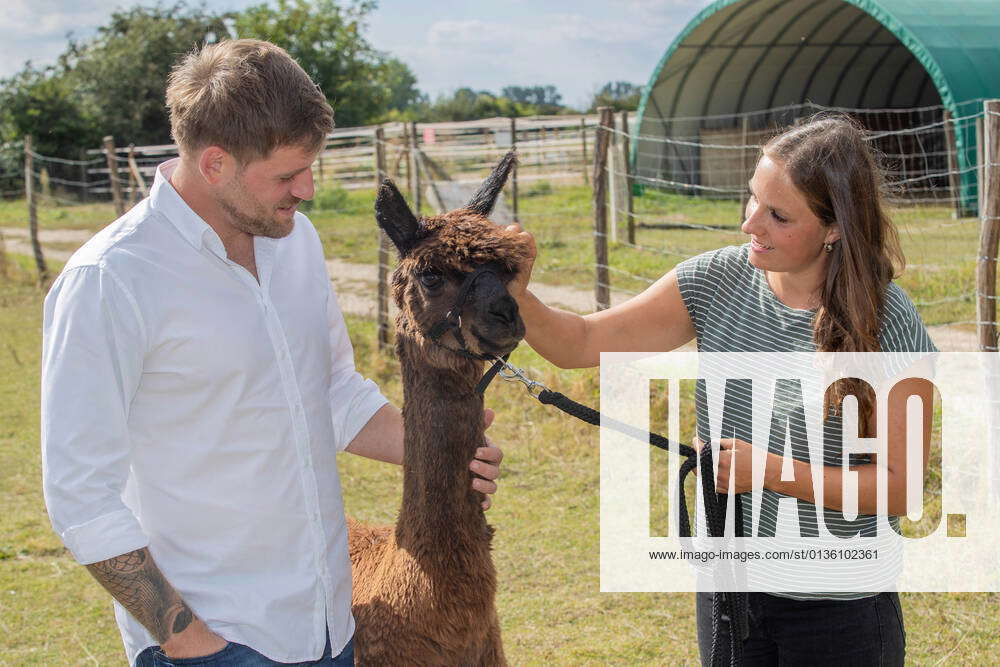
[633,0,1000,210]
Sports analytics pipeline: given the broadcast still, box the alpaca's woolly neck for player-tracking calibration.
[395,338,494,562]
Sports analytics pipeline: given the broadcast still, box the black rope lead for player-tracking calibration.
[475,355,509,395]
[498,366,750,666]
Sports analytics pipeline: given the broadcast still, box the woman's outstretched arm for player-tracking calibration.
[506,225,696,369]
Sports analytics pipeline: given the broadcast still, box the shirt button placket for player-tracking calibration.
[268,313,330,631]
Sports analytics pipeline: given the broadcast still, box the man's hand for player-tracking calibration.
[160,620,227,659]
[470,408,503,510]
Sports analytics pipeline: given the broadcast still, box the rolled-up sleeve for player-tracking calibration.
[41,263,149,564]
[325,283,388,451]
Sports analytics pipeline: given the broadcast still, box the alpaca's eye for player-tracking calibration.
[418,271,443,289]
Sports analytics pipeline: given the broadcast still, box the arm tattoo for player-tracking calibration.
[85,548,195,643]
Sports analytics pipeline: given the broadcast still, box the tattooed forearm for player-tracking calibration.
[85,548,195,644]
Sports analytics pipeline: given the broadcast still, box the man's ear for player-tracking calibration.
[197,146,233,185]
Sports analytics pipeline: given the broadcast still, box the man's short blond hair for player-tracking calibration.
[166,39,334,163]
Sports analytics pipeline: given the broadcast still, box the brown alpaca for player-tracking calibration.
[348,152,528,666]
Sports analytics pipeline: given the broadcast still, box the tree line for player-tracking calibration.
[0,0,643,160]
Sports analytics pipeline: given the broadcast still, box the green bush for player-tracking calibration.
[302,186,352,213]
[525,180,553,197]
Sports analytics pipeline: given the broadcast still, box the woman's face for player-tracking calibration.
[741,154,840,273]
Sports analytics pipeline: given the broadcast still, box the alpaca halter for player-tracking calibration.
[424,262,513,394]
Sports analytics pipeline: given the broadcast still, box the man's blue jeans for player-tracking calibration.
[134,635,354,666]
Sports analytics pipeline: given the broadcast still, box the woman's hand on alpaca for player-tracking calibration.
[504,224,536,302]
[471,408,503,510]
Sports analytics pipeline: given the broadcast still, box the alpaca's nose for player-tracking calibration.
[488,295,518,326]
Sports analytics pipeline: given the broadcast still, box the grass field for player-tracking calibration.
[1,255,998,664]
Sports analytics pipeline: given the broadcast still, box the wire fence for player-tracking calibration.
[633,100,985,214]
[5,102,999,355]
[593,101,997,354]
[2,147,104,206]
[2,114,606,204]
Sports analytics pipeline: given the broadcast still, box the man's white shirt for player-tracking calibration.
[41,159,387,663]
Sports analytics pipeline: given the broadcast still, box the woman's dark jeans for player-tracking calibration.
[696,592,905,666]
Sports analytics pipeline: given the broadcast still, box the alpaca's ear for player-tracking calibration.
[466,149,517,217]
[375,179,421,255]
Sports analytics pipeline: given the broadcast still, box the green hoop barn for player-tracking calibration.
[632,0,1000,214]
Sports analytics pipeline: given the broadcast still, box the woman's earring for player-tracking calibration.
[824,242,834,253]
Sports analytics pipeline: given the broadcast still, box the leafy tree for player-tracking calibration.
[420,88,499,122]
[60,2,231,147]
[376,56,426,114]
[0,0,424,159]
[501,85,563,113]
[589,81,643,112]
[417,85,573,122]
[0,64,98,158]
[235,0,421,127]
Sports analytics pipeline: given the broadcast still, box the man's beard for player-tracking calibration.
[216,176,298,239]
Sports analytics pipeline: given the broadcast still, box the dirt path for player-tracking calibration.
[2,227,93,257]
[2,226,978,351]
[1,227,627,316]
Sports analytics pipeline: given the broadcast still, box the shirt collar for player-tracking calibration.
[149,158,225,255]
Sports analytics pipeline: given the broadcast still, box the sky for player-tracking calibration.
[0,0,714,110]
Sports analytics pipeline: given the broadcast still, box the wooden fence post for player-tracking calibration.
[128,145,149,200]
[943,111,964,219]
[409,122,422,213]
[0,229,7,280]
[978,114,986,217]
[39,167,51,202]
[104,136,125,217]
[608,113,620,243]
[403,124,412,199]
[510,117,519,223]
[79,150,89,204]
[374,126,392,352]
[621,111,635,245]
[739,115,750,225]
[391,141,404,180]
[978,100,1000,352]
[124,147,137,207]
[580,117,589,185]
[593,107,613,311]
[24,135,49,284]
[539,126,546,170]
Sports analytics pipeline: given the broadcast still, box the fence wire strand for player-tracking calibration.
[7,103,999,353]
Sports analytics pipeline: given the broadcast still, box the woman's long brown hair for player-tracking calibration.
[763,115,904,435]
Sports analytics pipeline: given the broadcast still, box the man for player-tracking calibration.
[41,39,502,665]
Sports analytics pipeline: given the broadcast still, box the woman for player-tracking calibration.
[505,115,935,665]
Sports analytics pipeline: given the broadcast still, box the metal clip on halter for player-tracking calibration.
[492,356,548,398]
